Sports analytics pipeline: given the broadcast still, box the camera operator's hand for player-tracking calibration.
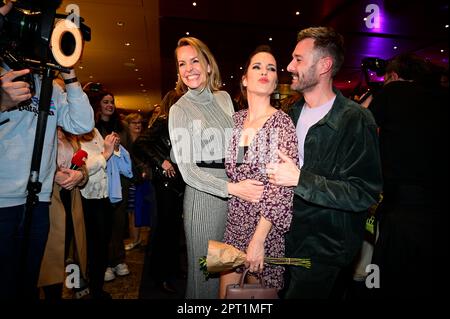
[1,69,32,112]
[60,68,79,86]
[0,1,13,17]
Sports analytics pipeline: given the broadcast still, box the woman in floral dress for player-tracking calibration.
[219,46,299,298]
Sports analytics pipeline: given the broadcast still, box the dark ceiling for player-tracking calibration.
[159,0,449,98]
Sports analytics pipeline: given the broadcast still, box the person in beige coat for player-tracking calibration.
[38,128,89,299]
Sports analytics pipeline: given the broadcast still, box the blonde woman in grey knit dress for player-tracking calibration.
[168,37,265,299]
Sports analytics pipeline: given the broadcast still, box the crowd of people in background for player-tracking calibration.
[1,0,448,300]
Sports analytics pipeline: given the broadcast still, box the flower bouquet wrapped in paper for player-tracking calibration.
[199,240,311,279]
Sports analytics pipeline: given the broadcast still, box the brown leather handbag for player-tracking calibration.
[225,268,279,299]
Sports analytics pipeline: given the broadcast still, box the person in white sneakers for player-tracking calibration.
[79,128,119,299]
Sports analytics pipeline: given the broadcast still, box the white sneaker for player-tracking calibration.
[104,267,116,281]
[113,263,130,276]
[74,287,90,299]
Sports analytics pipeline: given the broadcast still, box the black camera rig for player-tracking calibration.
[1,0,91,75]
[357,57,387,104]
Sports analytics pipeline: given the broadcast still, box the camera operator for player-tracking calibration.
[0,2,94,298]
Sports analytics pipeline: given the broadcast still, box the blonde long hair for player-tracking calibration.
[174,37,222,94]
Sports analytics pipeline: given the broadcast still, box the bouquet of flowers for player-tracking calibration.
[199,240,311,279]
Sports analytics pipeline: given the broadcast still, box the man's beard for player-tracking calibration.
[291,64,319,93]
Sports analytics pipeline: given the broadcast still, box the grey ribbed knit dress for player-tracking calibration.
[168,87,234,299]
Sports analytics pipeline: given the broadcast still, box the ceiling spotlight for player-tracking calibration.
[295,11,300,15]
[393,46,398,50]
[140,83,144,87]
[142,89,147,92]
[138,77,142,80]
[445,24,449,28]
[131,58,135,61]
[138,109,141,112]
[117,21,124,27]
[363,17,367,21]
[239,66,243,70]
[192,2,197,6]
[134,68,139,72]
[125,42,131,46]
[230,75,234,79]
[441,49,445,53]
[348,80,351,83]
[89,75,93,79]
[269,37,273,41]
[78,66,83,69]
[281,68,284,72]
[186,32,190,35]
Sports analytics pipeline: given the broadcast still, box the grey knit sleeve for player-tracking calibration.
[168,104,229,198]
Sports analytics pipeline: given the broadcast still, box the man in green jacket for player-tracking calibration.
[267,27,383,298]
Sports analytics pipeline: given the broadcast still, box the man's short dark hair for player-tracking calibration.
[297,27,345,77]
[385,53,430,83]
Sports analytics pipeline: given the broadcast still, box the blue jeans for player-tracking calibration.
[0,202,50,299]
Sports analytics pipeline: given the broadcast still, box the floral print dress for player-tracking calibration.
[224,109,299,288]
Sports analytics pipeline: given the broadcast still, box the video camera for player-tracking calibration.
[0,0,91,76]
[356,57,387,105]
[361,57,387,87]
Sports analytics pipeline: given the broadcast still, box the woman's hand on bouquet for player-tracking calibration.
[245,238,265,273]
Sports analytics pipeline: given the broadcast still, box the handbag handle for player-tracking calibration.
[240,268,266,288]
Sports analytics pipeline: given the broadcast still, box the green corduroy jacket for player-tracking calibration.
[286,88,383,267]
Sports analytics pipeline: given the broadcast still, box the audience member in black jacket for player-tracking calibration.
[133,90,185,293]
[368,54,448,298]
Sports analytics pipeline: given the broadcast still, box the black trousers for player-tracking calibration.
[150,184,183,283]
[81,197,112,296]
[108,176,130,267]
[0,202,49,299]
[371,199,433,298]
[281,261,352,299]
